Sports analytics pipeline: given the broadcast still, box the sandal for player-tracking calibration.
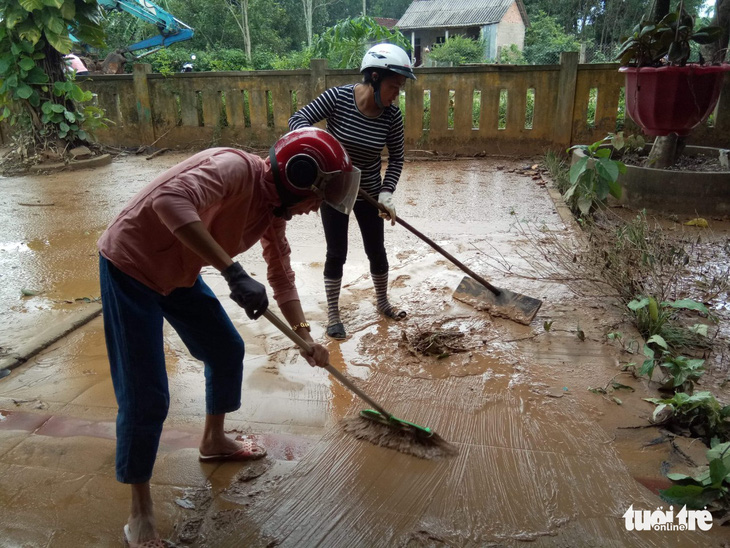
[198,436,267,462]
[380,307,407,321]
[123,524,169,548]
[326,322,346,340]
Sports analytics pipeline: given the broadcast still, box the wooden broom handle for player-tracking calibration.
[262,309,391,417]
[358,189,500,296]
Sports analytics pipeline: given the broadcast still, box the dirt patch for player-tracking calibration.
[620,149,728,172]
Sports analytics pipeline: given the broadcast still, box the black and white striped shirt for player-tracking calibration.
[288,84,405,198]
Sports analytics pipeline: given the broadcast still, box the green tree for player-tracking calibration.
[521,0,705,48]
[427,35,485,66]
[129,0,301,56]
[312,15,409,69]
[523,10,581,64]
[1,0,108,157]
[368,0,412,20]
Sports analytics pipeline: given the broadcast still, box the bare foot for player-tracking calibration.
[199,434,247,457]
[125,515,159,545]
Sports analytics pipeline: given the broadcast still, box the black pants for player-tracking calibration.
[321,199,388,279]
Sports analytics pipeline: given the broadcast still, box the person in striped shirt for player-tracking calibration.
[289,43,416,340]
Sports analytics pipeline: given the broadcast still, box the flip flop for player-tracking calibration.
[380,307,407,321]
[198,437,267,462]
[123,524,168,548]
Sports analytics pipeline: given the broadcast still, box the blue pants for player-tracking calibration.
[99,255,245,483]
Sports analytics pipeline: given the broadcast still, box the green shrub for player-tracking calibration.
[636,334,705,392]
[629,297,711,344]
[646,392,730,444]
[271,47,313,70]
[566,136,626,216]
[661,440,730,513]
[428,36,485,66]
[312,16,409,69]
[499,44,526,65]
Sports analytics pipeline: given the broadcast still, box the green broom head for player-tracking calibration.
[359,409,434,438]
[342,409,459,459]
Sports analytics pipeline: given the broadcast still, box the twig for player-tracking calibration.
[670,438,697,467]
[148,126,174,149]
[18,202,55,206]
[146,148,170,160]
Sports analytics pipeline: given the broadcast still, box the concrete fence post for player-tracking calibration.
[132,63,155,145]
[553,52,579,149]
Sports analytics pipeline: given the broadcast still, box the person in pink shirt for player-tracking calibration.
[98,127,360,547]
[63,53,89,76]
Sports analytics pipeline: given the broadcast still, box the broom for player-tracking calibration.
[263,310,458,459]
[358,189,543,325]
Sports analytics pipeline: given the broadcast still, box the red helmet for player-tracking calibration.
[269,128,361,215]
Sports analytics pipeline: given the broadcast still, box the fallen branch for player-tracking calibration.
[148,126,174,149]
[146,148,170,160]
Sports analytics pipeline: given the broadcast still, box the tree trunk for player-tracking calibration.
[647,133,686,168]
[653,0,671,22]
[303,0,314,48]
[225,1,252,64]
[646,0,677,168]
[701,0,730,63]
[242,0,251,64]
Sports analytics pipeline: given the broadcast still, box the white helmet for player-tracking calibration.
[360,43,416,80]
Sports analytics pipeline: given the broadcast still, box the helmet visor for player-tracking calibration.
[319,167,361,215]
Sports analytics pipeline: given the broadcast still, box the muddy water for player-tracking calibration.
[173,160,725,546]
[1,155,726,546]
[0,152,190,355]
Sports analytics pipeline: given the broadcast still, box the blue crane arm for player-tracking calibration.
[97,0,194,52]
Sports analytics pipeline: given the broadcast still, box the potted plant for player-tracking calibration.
[616,5,727,138]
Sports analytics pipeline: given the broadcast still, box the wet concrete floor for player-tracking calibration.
[0,152,728,546]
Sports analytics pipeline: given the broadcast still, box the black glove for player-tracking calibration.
[221,262,268,319]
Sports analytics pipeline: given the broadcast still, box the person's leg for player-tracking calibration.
[100,256,168,544]
[353,199,407,320]
[161,276,264,459]
[320,201,350,338]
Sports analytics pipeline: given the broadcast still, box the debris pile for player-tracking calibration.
[400,326,471,359]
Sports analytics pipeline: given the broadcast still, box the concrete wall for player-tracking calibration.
[497,1,526,51]
[73,55,730,155]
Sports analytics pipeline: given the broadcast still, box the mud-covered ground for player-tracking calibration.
[0,150,728,547]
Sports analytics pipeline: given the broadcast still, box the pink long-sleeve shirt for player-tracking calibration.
[98,148,303,305]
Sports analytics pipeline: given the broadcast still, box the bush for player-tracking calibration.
[499,44,526,65]
[523,11,580,65]
[271,47,314,70]
[428,36,485,66]
[312,16,410,69]
[145,48,277,74]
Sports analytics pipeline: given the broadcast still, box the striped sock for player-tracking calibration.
[324,276,342,326]
[372,272,393,316]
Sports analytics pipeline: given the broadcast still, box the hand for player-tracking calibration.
[221,262,268,319]
[378,191,396,226]
[301,342,329,368]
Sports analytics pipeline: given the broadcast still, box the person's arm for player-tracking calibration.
[173,221,268,319]
[381,108,406,194]
[377,109,406,224]
[173,221,233,271]
[278,299,329,367]
[288,87,339,130]
[259,218,329,367]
